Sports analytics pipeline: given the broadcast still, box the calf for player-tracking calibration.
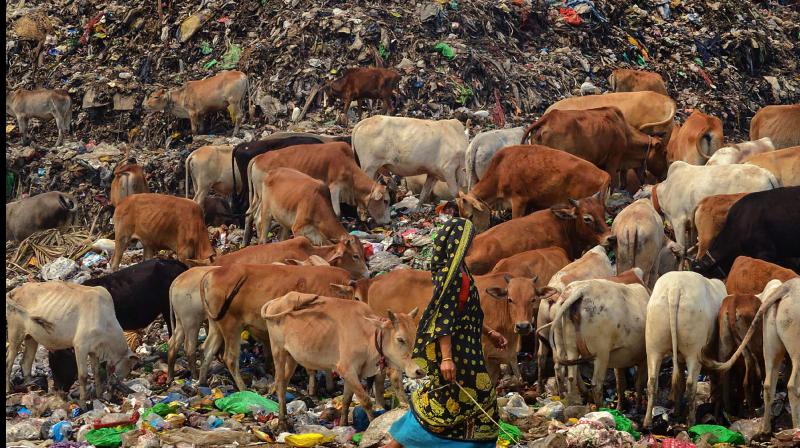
[111,193,215,271]
[143,70,248,136]
[110,160,149,207]
[185,145,239,207]
[704,278,800,433]
[263,292,422,427]
[551,277,650,408]
[695,187,800,276]
[644,161,778,253]
[490,246,570,283]
[521,107,662,189]
[744,145,800,187]
[6,191,78,241]
[457,145,610,231]
[749,104,800,150]
[326,67,401,125]
[353,116,468,206]
[465,127,527,189]
[716,293,763,417]
[612,198,668,288]
[705,137,774,165]
[245,142,388,244]
[256,168,350,244]
[666,110,724,165]
[6,282,137,404]
[608,69,668,95]
[198,264,354,390]
[693,192,747,257]
[201,196,236,226]
[6,88,71,146]
[465,195,611,275]
[642,271,727,428]
[403,175,456,201]
[725,256,798,296]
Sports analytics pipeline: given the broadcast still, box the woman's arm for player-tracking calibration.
[438,335,456,381]
[482,324,508,349]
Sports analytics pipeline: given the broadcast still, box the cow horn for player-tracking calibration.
[568,198,579,207]
[408,307,419,318]
[503,273,513,284]
[387,309,398,325]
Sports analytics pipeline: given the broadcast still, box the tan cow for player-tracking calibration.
[608,69,668,95]
[262,292,422,426]
[612,198,669,288]
[198,264,354,390]
[111,193,215,271]
[457,145,610,231]
[666,110,724,165]
[545,91,676,141]
[465,195,612,275]
[6,88,71,146]
[750,104,800,149]
[110,162,149,207]
[705,138,775,166]
[184,145,240,206]
[744,146,800,187]
[143,70,249,136]
[693,193,747,258]
[490,247,570,284]
[256,168,350,244]
[725,256,798,296]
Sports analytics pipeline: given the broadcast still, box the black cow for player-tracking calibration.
[693,186,800,278]
[231,133,351,215]
[49,259,188,393]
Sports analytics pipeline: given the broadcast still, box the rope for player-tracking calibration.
[453,381,520,445]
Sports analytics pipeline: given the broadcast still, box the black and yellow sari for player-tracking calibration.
[404,217,498,443]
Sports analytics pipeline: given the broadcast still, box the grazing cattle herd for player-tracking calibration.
[5,66,800,434]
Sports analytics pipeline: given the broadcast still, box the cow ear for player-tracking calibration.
[503,273,513,284]
[307,255,330,266]
[329,283,354,298]
[327,244,345,263]
[568,198,580,207]
[550,206,576,220]
[387,309,398,326]
[485,287,508,300]
[282,259,303,265]
[531,274,539,284]
[473,197,487,213]
[536,287,558,301]
[409,307,419,318]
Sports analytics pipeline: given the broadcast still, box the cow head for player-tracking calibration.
[329,280,358,299]
[110,350,139,381]
[485,275,558,335]
[456,191,490,232]
[327,235,370,279]
[368,309,424,379]
[364,184,390,226]
[143,88,169,112]
[550,194,611,257]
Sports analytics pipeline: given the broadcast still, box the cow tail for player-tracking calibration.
[552,285,595,365]
[465,140,477,190]
[185,153,193,199]
[520,120,539,145]
[260,294,320,320]
[639,101,675,136]
[667,287,680,390]
[702,282,788,371]
[168,281,178,337]
[202,270,246,321]
[632,228,638,273]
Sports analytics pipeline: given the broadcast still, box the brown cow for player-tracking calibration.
[716,293,763,418]
[110,193,214,271]
[608,69,668,96]
[457,145,611,232]
[110,161,149,207]
[326,67,401,125]
[466,195,612,275]
[6,88,71,146]
[693,193,747,258]
[256,168,350,244]
[198,264,354,390]
[215,235,368,279]
[725,256,798,295]
[521,107,662,189]
[744,146,800,187]
[666,110,724,165]
[750,104,800,149]
[262,292,422,427]
[143,70,248,136]
[245,142,389,244]
[490,247,571,285]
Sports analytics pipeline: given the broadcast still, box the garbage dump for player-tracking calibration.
[6,0,800,447]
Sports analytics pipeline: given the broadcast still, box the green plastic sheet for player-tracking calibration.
[433,42,455,60]
[220,44,241,69]
[688,424,745,445]
[214,391,279,415]
[143,402,178,418]
[84,425,135,447]
[352,432,363,445]
[599,408,640,441]
[498,421,522,444]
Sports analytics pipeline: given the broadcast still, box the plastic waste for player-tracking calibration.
[84,424,136,447]
[433,42,455,60]
[687,424,745,445]
[497,421,522,444]
[214,390,279,415]
[206,415,223,429]
[728,417,762,444]
[49,420,72,442]
[599,407,640,440]
[286,399,308,415]
[40,257,79,280]
[503,392,532,418]
[143,413,166,432]
[284,433,336,447]
[535,398,565,421]
[7,420,42,442]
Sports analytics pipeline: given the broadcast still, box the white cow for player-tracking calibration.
[612,199,668,288]
[402,175,458,201]
[6,282,137,403]
[184,145,240,206]
[551,277,650,408]
[352,116,468,206]
[642,271,727,428]
[464,127,527,189]
[704,278,800,434]
[535,245,614,395]
[642,161,778,254]
[705,137,774,165]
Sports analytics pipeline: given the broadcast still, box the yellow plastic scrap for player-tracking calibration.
[626,34,650,60]
[252,428,273,442]
[285,433,336,447]
[6,124,15,133]
[241,330,250,341]
[179,13,207,43]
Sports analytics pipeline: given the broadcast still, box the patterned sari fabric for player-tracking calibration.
[409,218,498,442]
